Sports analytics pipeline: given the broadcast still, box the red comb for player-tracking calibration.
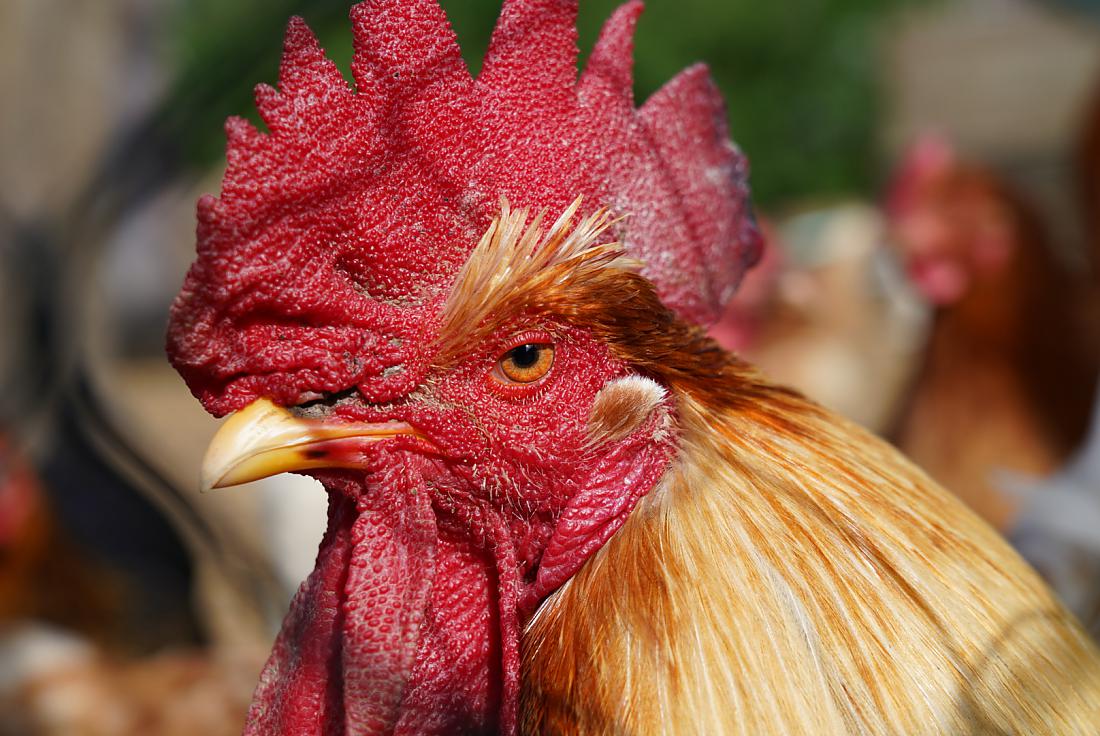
[167,0,760,416]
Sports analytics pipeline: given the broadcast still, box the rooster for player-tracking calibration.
[887,136,1099,531]
[167,1,1100,733]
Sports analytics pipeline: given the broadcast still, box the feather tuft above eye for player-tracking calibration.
[435,197,636,360]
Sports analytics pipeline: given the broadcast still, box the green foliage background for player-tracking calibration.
[168,0,930,208]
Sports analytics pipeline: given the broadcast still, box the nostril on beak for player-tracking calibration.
[291,387,362,418]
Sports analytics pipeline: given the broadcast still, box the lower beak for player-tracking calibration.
[201,398,426,491]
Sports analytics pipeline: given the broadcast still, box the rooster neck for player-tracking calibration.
[519,377,1100,734]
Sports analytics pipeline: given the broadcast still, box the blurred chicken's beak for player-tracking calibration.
[201,398,425,491]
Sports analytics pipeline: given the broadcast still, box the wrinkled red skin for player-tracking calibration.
[242,322,675,734]
[167,0,757,733]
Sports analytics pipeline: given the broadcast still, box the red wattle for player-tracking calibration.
[244,475,440,735]
[245,467,526,735]
[341,474,437,733]
[244,494,356,734]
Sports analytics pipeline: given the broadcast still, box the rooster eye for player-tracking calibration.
[495,343,555,384]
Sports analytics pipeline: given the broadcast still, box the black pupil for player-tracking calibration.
[509,344,542,368]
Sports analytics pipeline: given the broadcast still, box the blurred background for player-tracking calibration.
[2,0,1100,732]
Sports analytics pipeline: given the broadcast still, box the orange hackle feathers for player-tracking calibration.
[522,361,1100,733]
[436,206,1100,734]
[435,225,1100,733]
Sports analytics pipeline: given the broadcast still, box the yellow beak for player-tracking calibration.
[201,398,426,491]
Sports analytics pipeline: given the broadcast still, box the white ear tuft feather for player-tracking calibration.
[586,375,667,447]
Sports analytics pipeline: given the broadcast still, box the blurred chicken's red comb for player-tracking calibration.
[168,0,760,415]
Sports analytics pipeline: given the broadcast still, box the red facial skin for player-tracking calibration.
[240,320,675,735]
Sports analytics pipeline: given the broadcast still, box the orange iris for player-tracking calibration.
[495,343,555,384]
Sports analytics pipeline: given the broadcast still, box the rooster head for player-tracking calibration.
[167,0,759,732]
[885,135,1027,306]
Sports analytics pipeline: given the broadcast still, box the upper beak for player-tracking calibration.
[201,398,427,491]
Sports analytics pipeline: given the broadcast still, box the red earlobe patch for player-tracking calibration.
[525,407,673,614]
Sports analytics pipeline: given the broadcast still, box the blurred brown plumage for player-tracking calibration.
[886,137,1099,531]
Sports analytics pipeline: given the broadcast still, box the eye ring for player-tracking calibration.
[493,342,555,384]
